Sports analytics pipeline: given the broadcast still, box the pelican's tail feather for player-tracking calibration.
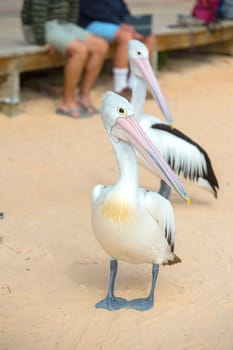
[163,254,182,266]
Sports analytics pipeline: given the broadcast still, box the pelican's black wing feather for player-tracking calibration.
[152,123,219,197]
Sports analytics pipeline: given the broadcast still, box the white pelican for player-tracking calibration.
[128,40,219,199]
[92,92,189,311]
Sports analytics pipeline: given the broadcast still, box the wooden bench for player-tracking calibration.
[0,16,233,116]
[155,20,233,56]
[0,16,117,116]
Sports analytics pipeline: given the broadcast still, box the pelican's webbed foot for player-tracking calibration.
[127,263,159,311]
[126,296,154,311]
[95,296,128,311]
[95,259,128,311]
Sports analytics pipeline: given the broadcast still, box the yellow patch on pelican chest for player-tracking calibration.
[101,196,134,224]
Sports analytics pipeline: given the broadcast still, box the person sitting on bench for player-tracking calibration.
[21,0,109,118]
[78,0,155,100]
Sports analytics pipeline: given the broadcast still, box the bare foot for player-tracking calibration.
[76,94,92,107]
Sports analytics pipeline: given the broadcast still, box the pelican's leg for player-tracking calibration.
[95,259,128,311]
[126,264,160,311]
[158,179,171,199]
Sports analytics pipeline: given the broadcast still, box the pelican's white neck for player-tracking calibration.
[131,74,147,122]
[112,139,138,197]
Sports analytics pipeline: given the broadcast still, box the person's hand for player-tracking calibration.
[121,23,144,40]
[45,43,56,54]
[120,23,135,33]
[133,31,144,40]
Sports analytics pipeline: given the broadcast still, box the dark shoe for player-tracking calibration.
[117,87,132,101]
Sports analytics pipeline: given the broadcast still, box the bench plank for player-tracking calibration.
[156,21,233,51]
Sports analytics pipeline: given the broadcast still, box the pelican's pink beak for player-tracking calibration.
[132,57,174,126]
[112,115,189,202]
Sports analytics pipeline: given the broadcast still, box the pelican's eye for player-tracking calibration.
[137,51,142,56]
[118,107,126,116]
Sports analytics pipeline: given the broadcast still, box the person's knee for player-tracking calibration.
[96,37,109,56]
[66,40,88,59]
[101,39,109,55]
[144,34,156,48]
[88,35,109,56]
[114,29,134,44]
[149,34,156,45]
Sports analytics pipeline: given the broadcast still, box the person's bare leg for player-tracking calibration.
[142,34,156,60]
[78,35,108,110]
[58,40,88,116]
[113,29,133,68]
[110,29,134,95]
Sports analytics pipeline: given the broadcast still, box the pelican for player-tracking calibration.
[92,92,189,311]
[128,39,219,199]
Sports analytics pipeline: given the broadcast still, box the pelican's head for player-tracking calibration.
[128,40,174,126]
[128,40,149,76]
[101,92,189,202]
[101,91,134,133]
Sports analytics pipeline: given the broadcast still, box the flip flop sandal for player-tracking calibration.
[56,107,90,119]
[82,105,99,116]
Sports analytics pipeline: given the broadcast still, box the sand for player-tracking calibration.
[0,52,233,350]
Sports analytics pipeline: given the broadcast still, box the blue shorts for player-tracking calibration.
[86,21,120,43]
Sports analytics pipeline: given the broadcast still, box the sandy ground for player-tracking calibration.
[0,52,233,350]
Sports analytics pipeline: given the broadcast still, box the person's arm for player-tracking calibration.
[120,0,131,20]
[68,0,79,24]
[21,0,31,25]
[120,1,144,39]
[30,0,48,45]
